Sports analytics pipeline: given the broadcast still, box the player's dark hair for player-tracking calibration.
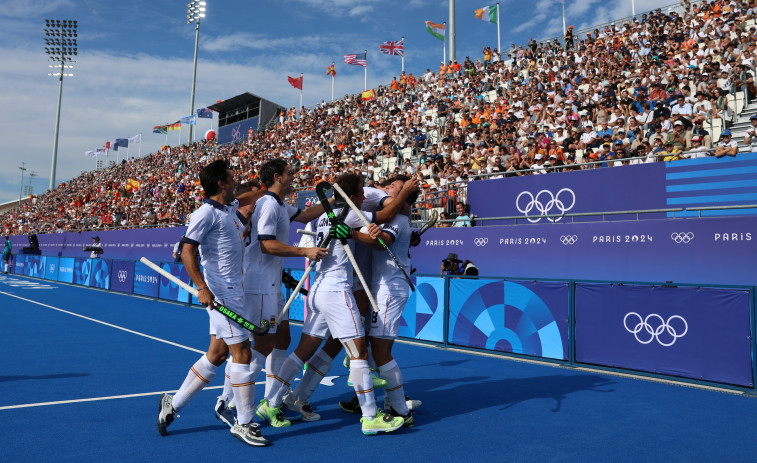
[389,174,410,184]
[406,188,420,205]
[200,160,230,198]
[336,173,364,199]
[236,179,262,195]
[259,158,288,188]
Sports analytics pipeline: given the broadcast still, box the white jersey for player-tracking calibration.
[353,186,389,284]
[182,198,245,298]
[244,192,301,294]
[371,213,412,296]
[311,207,375,292]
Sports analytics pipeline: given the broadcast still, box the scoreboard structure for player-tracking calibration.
[208,92,284,145]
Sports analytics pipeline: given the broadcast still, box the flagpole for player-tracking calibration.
[299,72,303,118]
[106,148,109,169]
[139,133,142,158]
[331,61,335,102]
[364,49,367,91]
[401,35,405,73]
[165,132,168,147]
[443,22,447,65]
[127,143,130,161]
[496,3,501,53]
[562,2,566,38]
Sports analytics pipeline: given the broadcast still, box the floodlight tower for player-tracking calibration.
[44,19,78,191]
[186,1,206,144]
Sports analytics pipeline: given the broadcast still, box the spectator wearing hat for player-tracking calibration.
[744,114,757,151]
[684,136,710,159]
[715,130,738,158]
[669,120,691,151]
[691,118,712,148]
[440,252,464,275]
[564,25,575,50]
[89,235,103,259]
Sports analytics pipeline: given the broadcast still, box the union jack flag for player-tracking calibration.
[379,39,404,57]
[344,52,367,67]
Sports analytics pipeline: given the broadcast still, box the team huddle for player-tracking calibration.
[157,158,421,446]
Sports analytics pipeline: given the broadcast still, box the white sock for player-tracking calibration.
[220,360,233,402]
[264,348,287,398]
[293,349,333,402]
[172,354,218,411]
[249,349,266,382]
[230,362,256,425]
[350,359,376,419]
[267,353,304,407]
[378,359,408,415]
[3,263,7,272]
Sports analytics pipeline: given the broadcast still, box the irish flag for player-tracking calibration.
[474,5,498,23]
[425,21,445,41]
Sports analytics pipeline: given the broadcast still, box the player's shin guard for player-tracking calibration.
[220,359,233,402]
[293,349,333,402]
[173,354,218,411]
[378,359,409,415]
[264,348,287,398]
[267,353,304,408]
[350,359,377,419]
[230,362,256,425]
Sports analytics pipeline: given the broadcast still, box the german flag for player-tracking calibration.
[166,121,181,131]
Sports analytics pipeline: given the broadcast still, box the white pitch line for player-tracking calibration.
[0,291,204,355]
[0,386,222,411]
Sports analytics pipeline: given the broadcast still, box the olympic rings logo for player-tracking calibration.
[117,270,128,283]
[560,235,578,245]
[49,264,55,273]
[516,188,576,223]
[623,312,688,347]
[670,232,694,244]
[474,238,488,246]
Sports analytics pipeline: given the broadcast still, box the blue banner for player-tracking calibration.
[413,216,757,286]
[74,258,91,286]
[133,261,160,297]
[110,260,134,293]
[22,255,46,277]
[45,257,59,281]
[447,278,569,360]
[57,257,75,283]
[399,276,445,343]
[89,259,111,289]
[158,262,192,303]
[575,283,753,387]
[218,116,258,145]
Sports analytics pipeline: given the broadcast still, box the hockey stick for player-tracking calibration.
[331,182,416,292]
[297,229,317,237]
[277,185,351,322]
[418,210,439,235]
[315,181,379,313]
[139,257,270,335]
[282,270,308,296]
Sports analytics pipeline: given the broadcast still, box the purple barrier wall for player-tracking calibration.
[413,216,757,286]
[575,283,753,387]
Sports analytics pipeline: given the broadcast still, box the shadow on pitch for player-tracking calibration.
[0,373,91,382]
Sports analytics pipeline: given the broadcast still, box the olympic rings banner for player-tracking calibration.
[575,283,753,387]
[447,278,569,360]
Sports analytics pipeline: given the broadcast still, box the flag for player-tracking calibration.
[126,178,141,192]
[327,64,336,76]
[96,148,106,156]
[112,141,118,151]
[85,150,96,158]
[116,138,128,148]
[344,53,367,67]
[180,115,197,125]
[128,134,141,144]
[425,21,445,41]
[105,141,111,149]
[361,89,376,101]
[166,121,181,131]
[380,39,404,56]
[288,75,303,90]
[153,125,167,134]
[196,107,213,118]
[474,5,498,23]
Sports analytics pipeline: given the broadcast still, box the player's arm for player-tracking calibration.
[181,242,214,307]
[295,197,335,223]
[236,188,265,208]
[374,177,420,223]
[259,238,329,261]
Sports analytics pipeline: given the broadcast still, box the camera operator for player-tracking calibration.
[88,236,103,259]
[440,252,478,277]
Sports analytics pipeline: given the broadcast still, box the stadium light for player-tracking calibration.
[186,0,206,145]
[44,18,78,191]
[18,163,26,205]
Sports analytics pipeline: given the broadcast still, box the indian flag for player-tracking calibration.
[474,5,498,24]
[425,21,445,41]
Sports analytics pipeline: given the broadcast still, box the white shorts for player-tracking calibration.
[302,297,330,339]
[245,291,288,335]
[310,289,363,341]
[370,291,408,339]
[206,293,250,345]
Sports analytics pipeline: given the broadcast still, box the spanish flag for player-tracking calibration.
[327,64,336,77]
[126,178,141,192]
[361,89,375,101]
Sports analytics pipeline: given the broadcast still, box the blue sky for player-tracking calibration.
[0,0,661,204]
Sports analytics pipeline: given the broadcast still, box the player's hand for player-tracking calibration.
[304,247,330,261]
[198,287,215,308]
[328,224,353,240]
[410,230,421,247]
[401,176,420,193]
[367,223,382,239]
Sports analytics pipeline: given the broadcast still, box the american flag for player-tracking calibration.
[379,39,404,56]
[344,52,367,67]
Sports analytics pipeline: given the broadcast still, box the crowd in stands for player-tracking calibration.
[3,0,756,235]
